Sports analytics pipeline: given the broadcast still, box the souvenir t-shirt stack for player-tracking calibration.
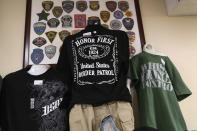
[57,25,132,109]
[128,51,192,131]
[0,68,68,131]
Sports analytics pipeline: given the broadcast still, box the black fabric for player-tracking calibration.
[0,68,68,131]
[134,127,159,131]
[57,24,131,110]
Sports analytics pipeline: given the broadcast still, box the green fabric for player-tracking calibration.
[128,51,192,131]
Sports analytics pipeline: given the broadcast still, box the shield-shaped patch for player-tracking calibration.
[45,31,57,43]
[47,18,60,28]
[74,14,86,28]
[106,1,117,12]
[33,22,46,35]
[110,20,122,30]
[32,37,47,47]
[31,49,44,64]
[89,1,100,11]
[127,31,135,44]
[118,1,129,12]
[122,18,134,30]
[100,11,110,23]
[62,1,74,13]
[45,45,56,59]
[59,30,71,42]
[129,45,136,57]
[61,15,72,28]
[76,1,87,12]
[42,1,54,12]
[52,6,63,18]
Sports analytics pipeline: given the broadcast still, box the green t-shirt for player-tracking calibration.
[128,51,192,131]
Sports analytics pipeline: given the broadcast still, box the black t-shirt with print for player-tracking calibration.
[0,68,68,131]
[57,25,131,108]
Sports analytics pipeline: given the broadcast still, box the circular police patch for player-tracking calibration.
[110,20,122,30]
[47,18,60,28]
[32,37,47,47]
[113,10,124,19]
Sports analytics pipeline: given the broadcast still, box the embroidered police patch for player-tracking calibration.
[61,15,72,28]
[106,1,117,12]
[47,18,60,28]
[110,20,122,30]
[74,14,86,28]
[42,1,54,12]
[52,6,63,18]
[45,31,57,43]
[100,11,110,23]
[122,18,134,30]
[32,37,47,47]
[72,30,81,35]
[118,1,129,12]
[113,10,124,19]
[62,1,74,13]
[45,45,56,59]
[76,1,87,12]
[125,10,133,18]
[127,31,135,44]
[31,49,44,64]
[129,45,136,57]
[37,10,50,21]
[33,22,46,35]
[89,1,100,11]
[59,30,70,42]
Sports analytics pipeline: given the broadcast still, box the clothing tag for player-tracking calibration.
[83,32,92,36]
[30,98,35,109]
[34,80,43,85]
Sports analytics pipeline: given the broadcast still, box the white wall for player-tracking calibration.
[0,0,197,129]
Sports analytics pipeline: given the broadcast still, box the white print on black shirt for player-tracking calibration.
[72,35,118,85]
[141,62,173,91]
[29,81,66,131]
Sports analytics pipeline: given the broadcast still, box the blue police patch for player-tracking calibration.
[33,22,46,35]
[122,18,134,30]
[113,10,124,19]
[31,48,44,64]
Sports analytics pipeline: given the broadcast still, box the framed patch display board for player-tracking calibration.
[23,0,145,67]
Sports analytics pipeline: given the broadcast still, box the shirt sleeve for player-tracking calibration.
[165,57,192,101]
[128,56,140,86]
[56,36,72,111]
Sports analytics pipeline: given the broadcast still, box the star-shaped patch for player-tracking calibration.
[37,10,50,21]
